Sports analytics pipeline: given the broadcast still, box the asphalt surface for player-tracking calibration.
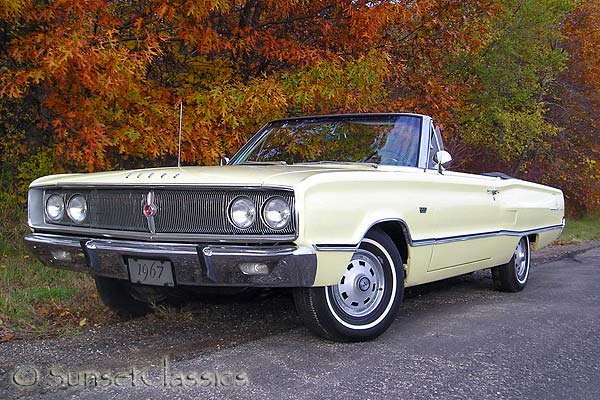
[1,244,599,400]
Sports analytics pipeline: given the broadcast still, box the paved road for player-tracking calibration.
[1,245,599,399]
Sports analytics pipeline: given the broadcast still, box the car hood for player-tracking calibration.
[29,164,383,188]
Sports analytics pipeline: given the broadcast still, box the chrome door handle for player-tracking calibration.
[487,188,500,195]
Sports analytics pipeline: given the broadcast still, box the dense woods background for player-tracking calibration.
[1,0,599,220]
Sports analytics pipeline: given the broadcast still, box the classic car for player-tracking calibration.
[25,113,565,342]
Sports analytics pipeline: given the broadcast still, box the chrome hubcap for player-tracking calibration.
[331,249,386,317]
[514,238,529,283]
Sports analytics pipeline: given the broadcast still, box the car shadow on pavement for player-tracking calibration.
[0,270,498,375]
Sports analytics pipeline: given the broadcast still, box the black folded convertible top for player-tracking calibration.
[481,172,513,180]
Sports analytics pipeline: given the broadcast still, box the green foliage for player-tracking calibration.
[282,51,391,114]
[457,0,573,175]
[467,108,561,166]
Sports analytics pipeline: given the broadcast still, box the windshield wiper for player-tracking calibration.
[241,161,288,165]
[361,150,378,163]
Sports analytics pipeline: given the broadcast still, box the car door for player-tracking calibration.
[424,125,504,272]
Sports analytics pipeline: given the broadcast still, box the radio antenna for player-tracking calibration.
[177,101,183,169]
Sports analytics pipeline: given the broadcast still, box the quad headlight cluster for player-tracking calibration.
[42,190,292,232]
[228,195,292,230]
[45,194,88,224]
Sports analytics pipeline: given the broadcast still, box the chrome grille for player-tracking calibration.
[45,188,296,236]
[91,190,147,231]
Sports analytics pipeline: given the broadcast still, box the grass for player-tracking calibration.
[0,245,111,340]
[556,213,600,244]
[0,208,112,340]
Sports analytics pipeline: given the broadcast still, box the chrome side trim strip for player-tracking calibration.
[411,224,565,247]
[314,223,565,250]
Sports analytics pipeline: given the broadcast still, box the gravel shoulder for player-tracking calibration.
[531,239,600,265]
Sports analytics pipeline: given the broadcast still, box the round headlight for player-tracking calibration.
[67,195,88,223]
[262,197,291,230]
[45,194,65,222]
[229,196,256,229]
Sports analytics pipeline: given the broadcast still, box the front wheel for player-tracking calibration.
[293,229,404,342]
[95,277,155,318]
[491,236,531,292]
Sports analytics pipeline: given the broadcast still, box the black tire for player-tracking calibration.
[491,236,531,292]
[293,228,404,342]
[94,276,153,318]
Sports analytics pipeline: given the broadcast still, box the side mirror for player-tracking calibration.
[220,156,230,166]
[434,150,452,174]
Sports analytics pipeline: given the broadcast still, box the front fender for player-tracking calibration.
[293,175,436,286]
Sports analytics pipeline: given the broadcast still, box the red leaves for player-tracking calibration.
[0,1,499,172]
[540,1,600,214]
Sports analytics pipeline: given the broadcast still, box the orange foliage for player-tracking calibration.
[0,0,497,171]
[536,0,600,214]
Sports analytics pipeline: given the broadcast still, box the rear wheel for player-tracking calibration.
[293,229,404,342]
[492,236,530,292]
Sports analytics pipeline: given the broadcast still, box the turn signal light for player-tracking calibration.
[238,262,269,275]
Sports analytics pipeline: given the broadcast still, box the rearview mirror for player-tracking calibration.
[434,150,452,174]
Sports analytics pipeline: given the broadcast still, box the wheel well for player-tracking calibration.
[527,233,538,250]
[369,221,409,264]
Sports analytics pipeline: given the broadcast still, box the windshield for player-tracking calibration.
[233,115,422,166]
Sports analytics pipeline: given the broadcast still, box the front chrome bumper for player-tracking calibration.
[24,233,317,287]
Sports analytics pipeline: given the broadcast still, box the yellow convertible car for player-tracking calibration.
[25,113,565,341]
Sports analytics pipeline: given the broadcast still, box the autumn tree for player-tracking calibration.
[542,0,600,213]
[454,0,572,176]
[0,0,496,173]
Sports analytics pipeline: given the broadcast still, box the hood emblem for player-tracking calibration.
[143,191,157,234]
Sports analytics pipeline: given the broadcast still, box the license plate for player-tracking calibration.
[127,258,175,286]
